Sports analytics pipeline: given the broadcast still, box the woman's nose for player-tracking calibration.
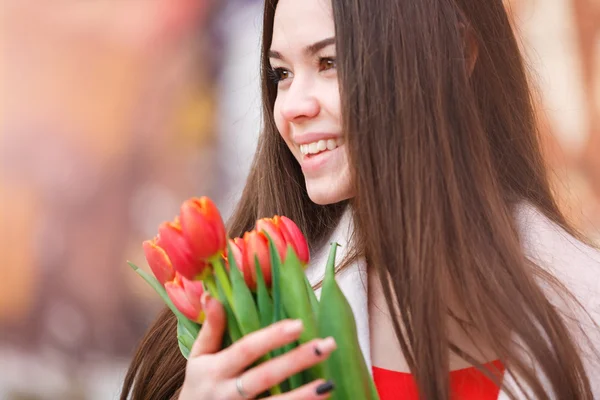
[279,80,320,123]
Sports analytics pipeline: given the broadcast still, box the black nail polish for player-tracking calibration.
[316,380,335,395]
[314,346,322,356]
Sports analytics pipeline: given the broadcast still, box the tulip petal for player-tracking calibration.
[165,281,197,321]
[180,197,227,260]
[181,275,205,313]
[166,277,204,323]
[143,239,176,285]
[256,218,287,262]
[243,231,271,289]
[158,220,208,281]
[227,238,245,273]
[230,237,255,289]
[278,216,310,265]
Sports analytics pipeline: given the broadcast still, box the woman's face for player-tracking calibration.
[270,0,354,205]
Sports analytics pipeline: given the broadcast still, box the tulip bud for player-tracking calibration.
[165,274,206,323]
[158,219,209,281]
[243,230,271,290]
[256,216,310,265]
[256,218,287,261]
[227,237,245,270]
[142,238,176,285]
[275,216,310,265]
[180,197,227,261]
[238,216,311,290]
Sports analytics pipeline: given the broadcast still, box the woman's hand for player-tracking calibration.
[178,294,337,400]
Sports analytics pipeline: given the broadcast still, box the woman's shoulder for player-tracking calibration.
[512,202,600,397]
[514,202,600,296]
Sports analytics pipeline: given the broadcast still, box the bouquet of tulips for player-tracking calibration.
[128,197,379,399]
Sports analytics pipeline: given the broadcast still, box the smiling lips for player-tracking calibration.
[299,138,344,156]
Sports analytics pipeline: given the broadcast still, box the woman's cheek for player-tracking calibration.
[273,100,297,159]
[273,99,287,138]
[324,80,342,124]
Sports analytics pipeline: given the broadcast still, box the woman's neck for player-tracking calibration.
[368,266,500,372]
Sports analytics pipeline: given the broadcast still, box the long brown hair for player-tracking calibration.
[121,1,596,399]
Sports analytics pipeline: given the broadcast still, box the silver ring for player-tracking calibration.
[235,375,253,399]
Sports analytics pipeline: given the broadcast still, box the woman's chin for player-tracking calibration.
[305,180,354,205]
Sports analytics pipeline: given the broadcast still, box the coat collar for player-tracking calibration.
[304,203,600,397]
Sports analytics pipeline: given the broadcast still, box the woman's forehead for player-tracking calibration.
[271,0,334,52]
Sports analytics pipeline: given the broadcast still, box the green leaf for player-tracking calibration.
[263,231,286,363]
[303,273,319,316]
[177,318,196,359]
[216,274,242,343]
[255,259,274,329]
[226,243,261,335]
[279,248,319,342]
[213,257,234,310]
[266,234,284,326]
[127,261,199,337]
[317,243,379,400]
[263,234,305,392]
[178,337,191,359]
[279,246,326,382]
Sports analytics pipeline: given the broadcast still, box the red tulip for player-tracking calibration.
[243,230,271,290]
[228,237,258,288]
[226,237,245,269]
[165,273,206,323]
[273,216,310,265]
[256,216,310,265]
[142,237,176,285]
[180,197,227,261]
[256,218,287,261]
[234,216,311,290]
[157,219,209,281]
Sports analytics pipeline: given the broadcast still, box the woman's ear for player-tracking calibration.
[460,23,479,76]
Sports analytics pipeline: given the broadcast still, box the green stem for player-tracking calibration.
[212,256,234,311]
[204,274,219,300]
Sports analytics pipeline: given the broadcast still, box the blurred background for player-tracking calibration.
[0,0,598,398]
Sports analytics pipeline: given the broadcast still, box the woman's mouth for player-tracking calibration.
[299,138,344,157]
[298,139,345,174]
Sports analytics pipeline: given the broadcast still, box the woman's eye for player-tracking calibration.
[319,57,336,71]
[268,67,291,83]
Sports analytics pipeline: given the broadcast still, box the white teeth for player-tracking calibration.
[299,138,344,155]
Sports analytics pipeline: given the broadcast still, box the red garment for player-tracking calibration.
[373,360,505,400]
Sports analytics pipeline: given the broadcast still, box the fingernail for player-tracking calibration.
[316,380,335,395]
[283,319,304,334]
[314,337,336,356]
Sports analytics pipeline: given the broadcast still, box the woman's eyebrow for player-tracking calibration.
[305,37,335,55]
[268,37,335,61]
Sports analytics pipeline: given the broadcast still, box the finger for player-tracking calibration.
[239,337,337,397]
[189,293,227,358]
[216,319,305,374]
[268,379,335,400]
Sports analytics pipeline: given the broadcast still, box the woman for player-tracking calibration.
[121,0,600,399]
